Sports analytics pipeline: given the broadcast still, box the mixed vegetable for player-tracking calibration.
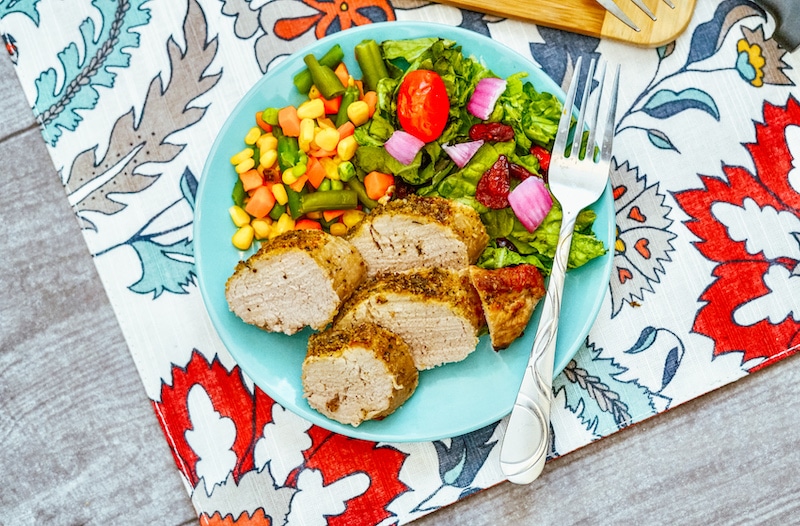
[226,36,606,274]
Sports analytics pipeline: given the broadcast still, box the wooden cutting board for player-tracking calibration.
[437,0,697,47]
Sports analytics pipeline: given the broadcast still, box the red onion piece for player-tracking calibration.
[442,140,484,168]
[508,176,553,232]
[384,130,425,165]
[467,77,507,120]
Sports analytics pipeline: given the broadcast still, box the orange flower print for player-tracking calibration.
[274,0,395,41]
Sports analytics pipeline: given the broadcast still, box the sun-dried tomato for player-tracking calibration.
[530,145,551,181]
[508,162,535,181]
[476,155,510,209]
[469,122,515,142]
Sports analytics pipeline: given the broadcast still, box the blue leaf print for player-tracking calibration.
[625,326,658,354]
[661,346,681,390]
[686,0,765,67]
[0,0,41,24]
[432,422,498,488]
[642,88,720,121]
[647,129,680,152]
[33,0,151,145]
[555,341,656,432]
[181,167,198,211]
[129,237,195,298]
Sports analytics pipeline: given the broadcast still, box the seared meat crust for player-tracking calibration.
[468,264,545,349]
[346,195,489,277]
[334,267,485,370]
[302,322,418,426]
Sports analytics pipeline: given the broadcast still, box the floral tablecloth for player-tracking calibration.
[3,0,799,524]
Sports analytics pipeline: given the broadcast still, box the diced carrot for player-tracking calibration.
[255,111,272,132]
[289,174,308,192]
[244,185,276,218]
[239,169,263,192]
[277,106,300,137]
[306,156,327,189]
[323,209,346,222]
[295,218,323,230]
[334,62,349,87]
[364,170,395,200]
[308,148,336,158]
[321,95,341,115]
[361,91,377,118]
[337,120,355,140]
[355,79,364,99]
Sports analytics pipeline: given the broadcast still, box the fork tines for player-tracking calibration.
[555,57,620,166]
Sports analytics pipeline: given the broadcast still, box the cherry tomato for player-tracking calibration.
[396,70,450,143]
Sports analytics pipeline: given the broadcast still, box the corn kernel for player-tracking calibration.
[235,157,255,174]
[259,149,278,170]
[342,209,366,228]
[314,127,340,152]
[230,148,254,165]
[319,157,339,180]
[308,85,322,99]
[232,224,255,250]
[271,183,289,205]
[337,135,358,161]
[251,218,271,240]
[298,118,316,152]
[317,117,335,129]
[282,168,299,185]
[347,100,370,126]
[244,127,262,145]
[329,222,348,236]
[229,205,251,227]
[257,134,278,151]
[270,213,295,239]
[297,98,326,120]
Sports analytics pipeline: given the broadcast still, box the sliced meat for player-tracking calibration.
[334,267,485,370]
[468,264,546,350]
[302,322,418,427]
[346,195,489,277]
[226,229,366,335]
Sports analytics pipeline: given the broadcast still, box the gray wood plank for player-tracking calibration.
[0,125,197,525]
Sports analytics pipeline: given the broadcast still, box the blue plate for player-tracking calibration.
[195,21,614,443]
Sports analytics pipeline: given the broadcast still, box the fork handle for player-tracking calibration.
[499,210,578,484]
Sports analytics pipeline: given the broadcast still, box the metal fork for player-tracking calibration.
[597,0,675,32]
[499,57,620,485]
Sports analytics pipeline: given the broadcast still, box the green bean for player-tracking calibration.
[346,178,378,210]
[354,39,389,92]
[303,54,346,100]
[293,44,344,94]
[335,85,359,127]
[298,190,358,214]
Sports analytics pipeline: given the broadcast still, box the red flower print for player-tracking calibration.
[292,426,410,526]
[673,96,800,370]
[274,0,395,41]
[152,350,275,487]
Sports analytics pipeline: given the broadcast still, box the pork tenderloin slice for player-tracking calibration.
[469,264,546,350]
[346,195,489,277]
[302,322,418,426]
[334,268,485,370]
[225,229,366,335]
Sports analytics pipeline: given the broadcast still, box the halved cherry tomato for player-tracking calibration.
[396,70,449,143]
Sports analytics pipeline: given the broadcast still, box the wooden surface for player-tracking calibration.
[437,0,696,47]
[3,46,800,525]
